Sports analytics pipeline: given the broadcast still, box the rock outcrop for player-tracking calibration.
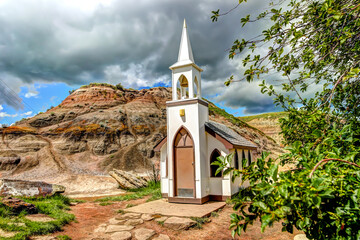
[1,196,38,214]
[109,169,148,189]
[0,179,65,197]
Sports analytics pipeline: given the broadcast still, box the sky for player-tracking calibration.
[0,0,285,126]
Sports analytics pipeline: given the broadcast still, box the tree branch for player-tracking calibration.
[309,158,360,178]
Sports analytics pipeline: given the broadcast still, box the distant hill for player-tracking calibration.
[0,84,282,190]
[239,112,288,145]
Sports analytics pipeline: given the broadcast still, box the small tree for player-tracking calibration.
[212,0,360,239]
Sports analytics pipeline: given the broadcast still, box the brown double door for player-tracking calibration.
[174,128,195,198]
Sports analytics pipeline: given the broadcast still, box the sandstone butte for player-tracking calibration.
[0,84,282,195]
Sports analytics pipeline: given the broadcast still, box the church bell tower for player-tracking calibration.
[169,19,202,100]
[165,19,209,202]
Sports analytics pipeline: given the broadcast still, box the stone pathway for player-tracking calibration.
[93,212,196,240]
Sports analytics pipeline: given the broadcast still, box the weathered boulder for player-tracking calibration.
[133,228,156,240]
[153,234,171,240]
[109,169,148,189]
[0,179,65,197]
[141,213,154,221]
[125,218,143,226]
[0,229,19,238]
[111,231,132,240]
[25,214,55,222]
[163,217,196,230]
[1,196,38,214]
[105,225,134,233]
[115,213,141,220]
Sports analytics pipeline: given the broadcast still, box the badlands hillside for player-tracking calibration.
[0,83,282,195]
[239,112,288,146]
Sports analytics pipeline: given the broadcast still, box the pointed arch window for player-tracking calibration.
[210,149,222,177]
[174,128,193,147]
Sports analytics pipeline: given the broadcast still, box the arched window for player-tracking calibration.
[174,128,193,147]
[178,75,189,99]
[210,149,222,177]
[234,150,239,169]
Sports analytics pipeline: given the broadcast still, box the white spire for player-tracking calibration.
[170,19,202,72]
[177,19,194,63]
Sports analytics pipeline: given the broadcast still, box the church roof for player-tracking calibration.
[154,121,257,152]
[205,121,257,149]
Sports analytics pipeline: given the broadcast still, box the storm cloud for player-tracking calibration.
[0,0,280,114]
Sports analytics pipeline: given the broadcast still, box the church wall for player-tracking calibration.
[205,133,231,197]
[166,101,205,198]
[160,143,168,195]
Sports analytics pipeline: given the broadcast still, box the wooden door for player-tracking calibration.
[174,128,195,198]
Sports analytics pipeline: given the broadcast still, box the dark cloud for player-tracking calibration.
[0,0,281,114]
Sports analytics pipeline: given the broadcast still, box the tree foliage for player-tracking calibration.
[212,0,360,239]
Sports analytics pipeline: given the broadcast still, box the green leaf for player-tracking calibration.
[279,184,289,199]
[261,214,273,232]
[269,164,278,182]
[312,196,321,208]
[253,201,268,211]
[311,178,325,190]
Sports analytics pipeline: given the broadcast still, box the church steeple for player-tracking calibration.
[170,19,202,101]
[177,19,194,63]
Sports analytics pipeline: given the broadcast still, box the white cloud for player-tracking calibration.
[0,105,3,111]
[104,63,170,89]
[0,112,18,118]
[21,111,33,116]
[24,92,38,98]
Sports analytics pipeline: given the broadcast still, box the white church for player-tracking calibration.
[154,20,257,204]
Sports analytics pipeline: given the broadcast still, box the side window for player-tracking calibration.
[210,149,222,177]
[234,150,239,169]
[248,150,252,166]
[242,149,246,169]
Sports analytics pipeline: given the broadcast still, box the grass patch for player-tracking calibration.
[95,181,161,203]
[190,217,211,229]
[99,202,113,206]
[125,204,136,208]
[210,211,219,218]
[56,235,72,240]
[69,199,85,204]
[117,209,125,214]
[0,194,75,240]
[239,111,288,122]
[205,99,276,143]
[157,220,165,226]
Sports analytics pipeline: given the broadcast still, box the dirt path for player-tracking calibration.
[140,205,300,240]
[52,200,300,240]
[53,198,149,239]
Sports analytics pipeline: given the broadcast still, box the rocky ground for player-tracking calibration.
[44,198,300,240]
